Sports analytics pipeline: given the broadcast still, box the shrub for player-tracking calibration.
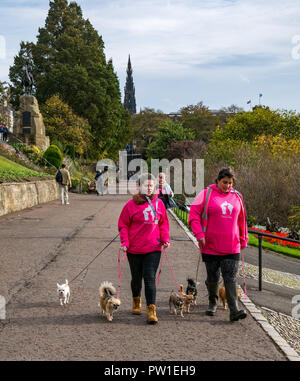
[42,144,63,169]
[65,144,75,160]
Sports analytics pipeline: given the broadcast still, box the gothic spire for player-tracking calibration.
[124,55,136,115]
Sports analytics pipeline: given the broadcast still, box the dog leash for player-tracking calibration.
[195,252,201,284]
[158,248,181,293]
[69,232,120,284]
[241,249,248,298]
[117,248,127,299]
[155,246,166,287]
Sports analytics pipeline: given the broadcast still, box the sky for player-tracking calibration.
[1,0,300,113]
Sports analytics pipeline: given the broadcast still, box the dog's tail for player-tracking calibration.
[65,279,68,285]
[99,281,116,297]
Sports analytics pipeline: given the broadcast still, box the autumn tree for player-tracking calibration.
[146,120,195,160]
[131,108,169,148]
[180,102,219,142]
[40,95,91,156]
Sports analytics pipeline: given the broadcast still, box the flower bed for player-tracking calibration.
[248,227,300,249]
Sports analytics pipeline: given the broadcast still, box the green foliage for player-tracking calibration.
[288,206,300,232]
[65,143,75,160]
[42,144,63,169]
[146,120,195,160]
[40,95,91,156]
[51,140,64,153]
[212,106,300,143]
[131,108,169,148]
[180,102,220,142]
[9,0,132,158]
[205,138,242,166]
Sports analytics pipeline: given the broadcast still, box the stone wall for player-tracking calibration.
[0,180,59,217]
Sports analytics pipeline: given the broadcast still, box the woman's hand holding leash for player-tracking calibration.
[163,242,170,249]
[198,238,205,249]
[120,245,127,252]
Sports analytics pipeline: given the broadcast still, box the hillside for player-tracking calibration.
[0,155,51,183]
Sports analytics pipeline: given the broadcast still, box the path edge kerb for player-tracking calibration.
[168,209,300,362]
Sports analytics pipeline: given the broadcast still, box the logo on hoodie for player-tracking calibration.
[220,201,233,216]
[143,205,155,221]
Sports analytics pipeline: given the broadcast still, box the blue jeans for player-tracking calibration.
[127,251,161,306]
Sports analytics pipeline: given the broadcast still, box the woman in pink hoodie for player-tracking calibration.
[189,167,248,322]
[118,173,170,324]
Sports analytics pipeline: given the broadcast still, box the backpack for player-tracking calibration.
[95,172,102,180]
[55,170,63,183]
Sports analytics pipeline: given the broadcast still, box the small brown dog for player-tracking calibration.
[179,284,194,313]
[99,281,121,322]
[219,283,242,310]
[169,290,185,317]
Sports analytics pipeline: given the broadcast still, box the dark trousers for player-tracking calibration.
[127,251,161,306]
[204,258,240,283]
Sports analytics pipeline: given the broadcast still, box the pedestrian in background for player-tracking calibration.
[189,167,248,322]
[118,173,170,325]
[95,166,108,196]
[2,127,8,142]
[57,164,72,205]
[156,172,176,209]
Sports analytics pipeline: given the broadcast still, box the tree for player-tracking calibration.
[0,81,12,126]
[40,94,91,156]
[146,120,195,160]
[216,104,244,124]
[131,108,169,148]
[9,0,132,159]
[212,106,300,142]
[180,102,219,142]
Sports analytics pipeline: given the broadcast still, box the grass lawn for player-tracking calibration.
[173,207,300,260]
[248,233,300,259]
[0,155,50,181]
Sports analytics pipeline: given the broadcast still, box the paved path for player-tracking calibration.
[237,245,300,317]
[0,193,286,361]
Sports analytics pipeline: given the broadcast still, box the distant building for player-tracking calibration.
[124,55,136,115]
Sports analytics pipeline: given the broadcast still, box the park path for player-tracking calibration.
[0,193,286,361]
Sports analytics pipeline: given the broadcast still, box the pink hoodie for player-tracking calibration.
[189,184,248,255]
[118,195,170,254]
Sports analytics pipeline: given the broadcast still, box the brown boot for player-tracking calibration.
[132,296,142,315]
[146,304,158,324]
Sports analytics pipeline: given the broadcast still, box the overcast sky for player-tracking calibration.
[1,0,300,113]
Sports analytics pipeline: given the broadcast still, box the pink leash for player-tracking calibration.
[156,247,180,293]
[241,249,248,299]
[117,249,127,299]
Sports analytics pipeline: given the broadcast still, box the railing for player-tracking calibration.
[249,230,300,291]
[172,203,300,291]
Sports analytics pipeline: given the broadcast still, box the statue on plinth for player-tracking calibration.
[22,60,34,95]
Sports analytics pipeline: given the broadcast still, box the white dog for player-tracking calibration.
[57,279,70,306]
